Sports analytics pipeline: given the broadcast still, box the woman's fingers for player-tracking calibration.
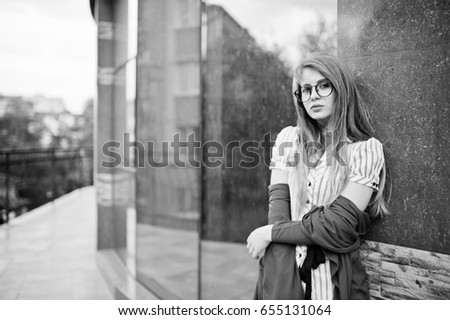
[247,243,259,259]
[247,230,263,258]
[247,225,272,259]
[247,244,260,259]
[250,248,258,259]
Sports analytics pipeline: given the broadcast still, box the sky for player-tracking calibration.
[0,0,96,114]
[0,0,336,115]
[207,0,337,69]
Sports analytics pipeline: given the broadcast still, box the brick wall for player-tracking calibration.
[361,240,450,299]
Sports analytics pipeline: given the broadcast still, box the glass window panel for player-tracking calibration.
[135,0,201,299]
[201,0,337,299]
[103,0,139,275]
[175,0,201,28]
[101,0,129,263]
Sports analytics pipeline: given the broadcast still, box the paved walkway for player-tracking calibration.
[0,187,112,299]
[0,186,259,300]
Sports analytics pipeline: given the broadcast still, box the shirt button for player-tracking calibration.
[306,199,310,205]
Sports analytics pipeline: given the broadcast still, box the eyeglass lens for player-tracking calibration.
[297,81,333,103]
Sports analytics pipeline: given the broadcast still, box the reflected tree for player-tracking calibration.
[203,5,295,242]
[298,16,337,58]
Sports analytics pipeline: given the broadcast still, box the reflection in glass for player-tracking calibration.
[200,0,336,299]
[135,0,201,299]
[125,0,336,299]
[109,0,138,274]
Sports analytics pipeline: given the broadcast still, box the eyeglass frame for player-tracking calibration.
[293,80,334,103]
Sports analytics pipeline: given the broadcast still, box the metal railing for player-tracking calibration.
[0,147,93,224]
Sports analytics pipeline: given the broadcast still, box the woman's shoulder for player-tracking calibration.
[274,125,299,144]
[347,137,383,154]
[347,137,385,189]
[270,126,300,168]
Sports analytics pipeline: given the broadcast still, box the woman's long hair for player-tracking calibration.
[290,54,389,219]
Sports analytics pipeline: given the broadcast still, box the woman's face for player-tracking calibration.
[298,67,335,128]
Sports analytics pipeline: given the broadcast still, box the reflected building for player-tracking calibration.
[94,0,293,300]
[93,0,450,300]
[203,5,293,243]
[200,5,293,299]
[135,0,201,299]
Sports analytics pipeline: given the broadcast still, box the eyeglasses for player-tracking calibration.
[294,80,334,103]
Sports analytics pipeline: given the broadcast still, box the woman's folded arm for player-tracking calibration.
[271,195,370,253]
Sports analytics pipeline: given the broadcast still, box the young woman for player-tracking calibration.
[247,54,389,300]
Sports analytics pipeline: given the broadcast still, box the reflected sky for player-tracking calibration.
[206,0,337,69]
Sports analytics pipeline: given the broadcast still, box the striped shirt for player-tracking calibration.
[270,126,384,299]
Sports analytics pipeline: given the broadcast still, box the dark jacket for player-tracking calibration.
[253,184,303,299]
[254,184,370,300]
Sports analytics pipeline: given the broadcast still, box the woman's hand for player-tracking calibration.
[246,224,273,259]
